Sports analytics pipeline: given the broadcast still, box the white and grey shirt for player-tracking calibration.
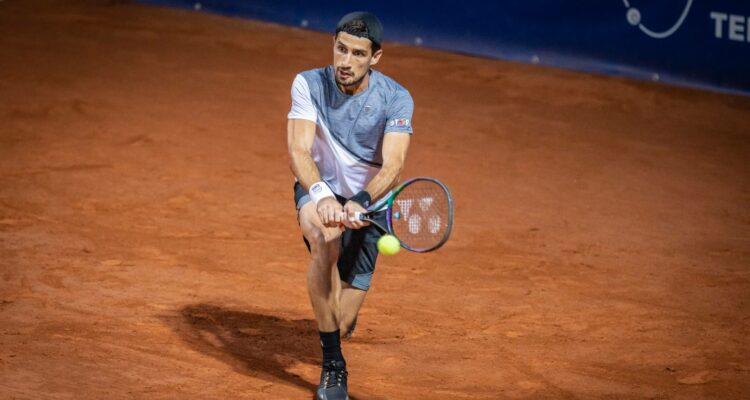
[288,66,414,198]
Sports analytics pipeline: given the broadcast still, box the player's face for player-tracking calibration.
[333,32,382,88]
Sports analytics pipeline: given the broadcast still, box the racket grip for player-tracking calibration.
[336,211,365,221]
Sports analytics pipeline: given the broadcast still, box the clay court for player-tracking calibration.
[1,1,749,399]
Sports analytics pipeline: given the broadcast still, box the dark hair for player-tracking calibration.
[336,20,381,52]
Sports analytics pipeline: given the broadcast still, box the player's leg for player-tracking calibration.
[295,188,349,400]
[339,281,367,338]
[298,200,342,331]
[336,209,386,339]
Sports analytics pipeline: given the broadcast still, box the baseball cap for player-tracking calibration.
[335,11,383,48]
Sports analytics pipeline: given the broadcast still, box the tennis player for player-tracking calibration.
[287,11,414,400]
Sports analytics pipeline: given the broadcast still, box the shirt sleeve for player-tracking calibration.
[384,90,414,134]
[287,74,317,122]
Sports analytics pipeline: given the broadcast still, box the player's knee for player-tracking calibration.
[309,235,341,269]
[306,227,327,250]
[307,224,342,246]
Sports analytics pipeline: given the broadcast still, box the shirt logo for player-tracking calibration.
[388,118,411,127]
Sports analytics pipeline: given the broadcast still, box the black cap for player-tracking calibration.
[335,11,383,48]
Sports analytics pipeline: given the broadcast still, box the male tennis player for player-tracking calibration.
[287,11,413,400]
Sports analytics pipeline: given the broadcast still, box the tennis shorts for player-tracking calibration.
[294,182,386,291]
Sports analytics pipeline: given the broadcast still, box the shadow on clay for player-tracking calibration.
[162,303,374,399]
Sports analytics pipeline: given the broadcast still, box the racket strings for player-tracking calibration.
[391,180,451,251]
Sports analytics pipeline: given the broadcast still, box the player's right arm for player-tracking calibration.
[287,118,320,190]
[287,119,342,227]
[287,74,343,227]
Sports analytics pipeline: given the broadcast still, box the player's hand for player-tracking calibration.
[317,197,344,228]
[342,200,370,230]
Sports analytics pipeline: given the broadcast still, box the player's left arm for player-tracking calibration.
[342,132,410,228]
[343,89,414,228]
[363,88,414,200]
[364,132,410,199]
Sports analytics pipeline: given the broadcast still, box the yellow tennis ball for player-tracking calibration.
[377,234,401,256]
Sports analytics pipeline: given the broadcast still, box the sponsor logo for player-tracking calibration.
[710,12,750,43]
[396,197,442,235]
[622,0,693,39]
[311,184,322,193]
[388,118,410,127]
[623,1,749,44]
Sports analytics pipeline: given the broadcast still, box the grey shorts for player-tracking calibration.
[294,182,386,291]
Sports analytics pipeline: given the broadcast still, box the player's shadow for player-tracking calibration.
[165,303,320,393]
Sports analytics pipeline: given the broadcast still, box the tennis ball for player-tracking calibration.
[377,234,400,256]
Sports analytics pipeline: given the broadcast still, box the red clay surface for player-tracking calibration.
[1,1,749,399]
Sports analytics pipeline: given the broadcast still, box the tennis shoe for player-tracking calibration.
[316,360,349,400]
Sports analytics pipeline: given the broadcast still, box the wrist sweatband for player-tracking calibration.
[349,190,372,208]
[309,181,335,205]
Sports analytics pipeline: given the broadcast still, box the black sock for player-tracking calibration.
[319,330,344,364]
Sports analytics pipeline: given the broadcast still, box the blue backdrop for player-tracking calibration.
[137,0,750,96]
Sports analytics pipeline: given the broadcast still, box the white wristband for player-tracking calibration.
[309,181,335,205]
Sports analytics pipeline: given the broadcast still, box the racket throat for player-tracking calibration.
[363,217,389,234]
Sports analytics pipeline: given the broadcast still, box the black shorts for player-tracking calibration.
[294,182,386,291]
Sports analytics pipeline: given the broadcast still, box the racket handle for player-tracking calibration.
[335,211,387,233]
[336,211,365,221]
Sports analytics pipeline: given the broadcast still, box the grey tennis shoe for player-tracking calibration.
[316,360,349,400]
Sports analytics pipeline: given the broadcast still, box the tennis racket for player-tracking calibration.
[349,177,454,252]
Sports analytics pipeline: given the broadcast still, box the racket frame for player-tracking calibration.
[359,177,454,253]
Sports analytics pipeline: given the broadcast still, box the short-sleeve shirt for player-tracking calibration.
[288,65,414,198]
